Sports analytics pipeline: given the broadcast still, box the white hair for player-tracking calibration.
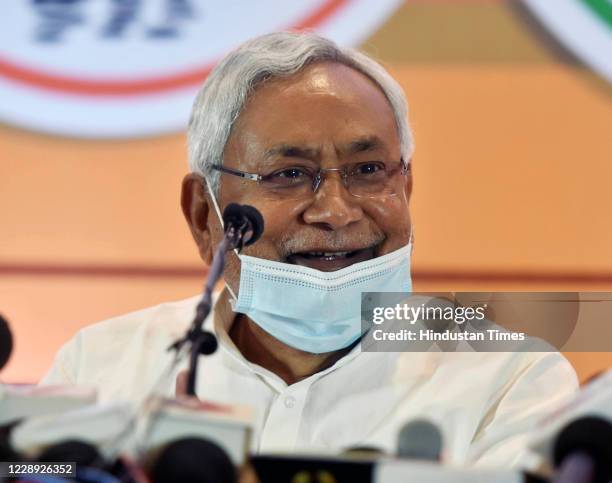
[188,31,414,196]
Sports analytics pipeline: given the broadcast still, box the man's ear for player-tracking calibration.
[181,173,214,265]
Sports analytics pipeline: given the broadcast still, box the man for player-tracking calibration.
[42,31,577,468]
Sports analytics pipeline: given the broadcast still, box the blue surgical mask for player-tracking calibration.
[205,178,413,354]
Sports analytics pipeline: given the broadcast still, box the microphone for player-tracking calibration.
[553,416,612,483]
[0,421,22,461]
[553,453,595,483]
[0,313,13,371]
[222,203,264,250]
[37,439,102,467]
[389,419,546,482]
[397,419,443,462]
[148,437,236,483]
[528,370,612,480]
[36,440,144,483]
[170,203,264,396]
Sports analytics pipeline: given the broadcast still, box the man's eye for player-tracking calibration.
[355,162,385,175]
[272,168,309,179]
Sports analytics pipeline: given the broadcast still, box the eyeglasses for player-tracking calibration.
[211,158,410,200]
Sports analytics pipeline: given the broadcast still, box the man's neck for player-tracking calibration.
[229,313,352,385]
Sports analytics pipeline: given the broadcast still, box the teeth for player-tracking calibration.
[307,251,351,257]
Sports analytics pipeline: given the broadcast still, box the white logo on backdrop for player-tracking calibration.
[0,0,402,138]
[523,0,612,83]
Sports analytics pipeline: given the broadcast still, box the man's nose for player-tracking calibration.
[302,174,364,230]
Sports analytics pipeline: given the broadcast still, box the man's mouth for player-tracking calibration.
[286,245,379,272]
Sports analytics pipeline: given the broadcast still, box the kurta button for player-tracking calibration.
[284,396,296,408]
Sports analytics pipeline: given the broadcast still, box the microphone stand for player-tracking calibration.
[170,222,245,396]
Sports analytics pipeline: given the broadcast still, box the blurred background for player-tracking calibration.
[1,0,611,383]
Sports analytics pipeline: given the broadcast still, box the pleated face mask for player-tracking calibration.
[206,178,413,354]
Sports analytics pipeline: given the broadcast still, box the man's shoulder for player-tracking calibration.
[447,350,579,413]
[451,350,577,382]
[41,295,203,388]
[76,295,201,345]
[408,350,578,398]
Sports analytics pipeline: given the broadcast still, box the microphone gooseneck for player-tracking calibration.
[170,203,264,396]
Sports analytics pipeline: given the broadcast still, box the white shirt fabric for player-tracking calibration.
[41,290,578,469]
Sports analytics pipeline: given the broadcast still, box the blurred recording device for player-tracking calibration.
[251,418,442,482]
[251,451,546,482]
[0,384,97,426]
[15,438,236,483]
[141,396,252,467]
[1,314,97,427]
[0,313,13,372]
[530,370,612,483]
[252,418,546,483]
[2,393,252,482]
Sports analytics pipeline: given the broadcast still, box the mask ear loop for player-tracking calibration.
[398,162,414,256]
[203,176,239,302]
[409,225,415,256]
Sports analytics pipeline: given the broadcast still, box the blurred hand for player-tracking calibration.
[238,463,261,483]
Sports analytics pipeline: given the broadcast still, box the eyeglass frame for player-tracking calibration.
[210,157,410,197]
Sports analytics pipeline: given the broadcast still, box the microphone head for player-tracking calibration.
[240,205,264,247]
[149,437,236,483]
[0,422,22,461]
[222,203,264,249]
[222,203,246,229]
[37,440,102,467]
[397,419,443,462]
[0,314,13,371]
[554,416,612,483]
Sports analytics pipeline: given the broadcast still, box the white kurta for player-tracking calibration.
[41,290,578,469]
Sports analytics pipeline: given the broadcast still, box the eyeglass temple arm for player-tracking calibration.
[211,165,262,181]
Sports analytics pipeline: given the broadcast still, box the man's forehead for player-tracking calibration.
[236,62,396,124]
[263,135,388,162]
[224,62,400,169]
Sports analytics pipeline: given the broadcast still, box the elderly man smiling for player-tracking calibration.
[43,32,577,467]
